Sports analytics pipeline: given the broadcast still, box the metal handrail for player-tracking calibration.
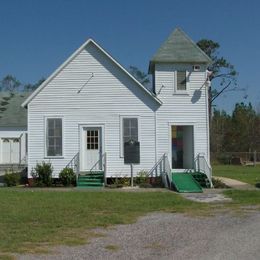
[66,152,80,180]
[148,153,171,189]
[195,153,213,187]
[89,152,107,185]
[164,155,172,189]
[148,154,166,177]
[89,152,106,172]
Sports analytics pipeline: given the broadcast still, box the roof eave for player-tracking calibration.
[148,59,212,73]
[150,59,211,64]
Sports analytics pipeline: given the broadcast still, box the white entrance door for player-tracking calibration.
[2,138,20,164]
[83,128,102,171]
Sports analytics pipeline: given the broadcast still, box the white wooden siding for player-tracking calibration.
[28,42,158,177]
[154,63,210,165]
[27,41,210,178]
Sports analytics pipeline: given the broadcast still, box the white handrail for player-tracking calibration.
[148,154,166,177]
[148,153,172,189]
[89,152,107,185]
[89,152,106,172]
[195,153,213,187]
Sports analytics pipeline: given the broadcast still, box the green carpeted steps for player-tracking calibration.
[191,172,211,188]
[171,173,203,193]
[77,171,104,188]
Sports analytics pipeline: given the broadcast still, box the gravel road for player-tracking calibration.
[18,210,260,260]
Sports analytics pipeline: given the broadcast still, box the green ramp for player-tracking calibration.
[171,173,203,193]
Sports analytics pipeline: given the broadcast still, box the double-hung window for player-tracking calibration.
[46,118,63,157]
[121,117,139,156]
[174,71,188,93]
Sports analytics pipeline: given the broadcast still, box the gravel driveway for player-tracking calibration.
[18,210,260,260]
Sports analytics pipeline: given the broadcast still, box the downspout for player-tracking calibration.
[154,110,157,165]
[26,104,29,176]
[153,66,158,166]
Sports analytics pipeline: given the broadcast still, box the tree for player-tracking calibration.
[24,78,45,91]
[210,109,231,153]
[128,66,150,86]
[0,75,45,92]
[197,39,239,117]
[211,103,260,158]
[227,102,257,152]
[0,75,21,92]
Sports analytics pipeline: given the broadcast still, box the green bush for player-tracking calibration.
[3,170,20,187]
[31,161,53,187]
[150,176,163,188]
[135,170,149,185]
[212,177,230,189]
[139,183,152,188]
[59,168,76,186]
[255,183,260,189]
[106,183,123,189]
[109,176,129,187]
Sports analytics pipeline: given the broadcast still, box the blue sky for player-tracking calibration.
[0,0,260,113]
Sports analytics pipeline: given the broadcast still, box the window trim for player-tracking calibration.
[44,116,64,158]
[174,70,190,94]
[120,115,140,157]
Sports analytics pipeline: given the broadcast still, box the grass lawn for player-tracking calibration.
[0,189,208,254]
[213,164,260,185]
[223,190,260,206]
[0,188,259,257]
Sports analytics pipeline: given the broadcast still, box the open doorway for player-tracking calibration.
[171,125,194,169]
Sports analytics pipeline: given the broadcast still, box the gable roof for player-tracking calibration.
[22,39,162,107]
[149,28,212,73]
[0,92,31,127]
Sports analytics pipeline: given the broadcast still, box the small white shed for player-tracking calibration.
[0,92,29,165]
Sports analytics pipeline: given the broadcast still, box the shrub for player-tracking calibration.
[150,176,163,188]
[255,183,260,189]
[4,170,20,187]
[212,177,230,189]
[106,183,123,189]
[31,161,53,187]
[135,170,149,185]
[59,167,76,186]
[20,167,28,185]
[108,176,129,188]
[117,176,130,186]
[139,183,153,188]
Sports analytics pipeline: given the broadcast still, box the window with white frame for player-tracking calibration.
[121,117,139,155]
[46,118,62,157]
[175,71,188,93]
